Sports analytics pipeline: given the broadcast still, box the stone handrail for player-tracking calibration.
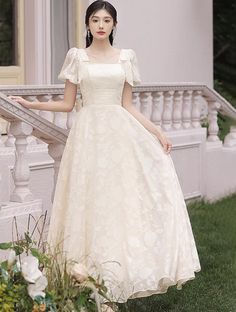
[0,92,68,144]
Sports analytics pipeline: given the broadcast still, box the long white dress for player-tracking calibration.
[47,47,201,303]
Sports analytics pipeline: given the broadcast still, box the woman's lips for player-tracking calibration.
[97,32,105,35]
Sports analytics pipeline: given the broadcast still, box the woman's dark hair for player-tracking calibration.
[85,0,117,48]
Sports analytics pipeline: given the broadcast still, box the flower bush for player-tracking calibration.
[0,215,118,312]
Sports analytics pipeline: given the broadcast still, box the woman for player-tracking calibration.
[9,0,201,306]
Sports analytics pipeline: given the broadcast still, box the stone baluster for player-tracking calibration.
[224,126,236,147]
[52,95,67,129]
[140,92,150,118]
[206,99,221,142]
[192,91,202,128]
[37,95,54,122]
[0,125,4,147]
[23,95,39,118]
[172,91,183,130]
[9,121,34,202]
[66,94,80,130]
[66,111,75,130]
[5,122,15,147]
[162,91,173,131]
[54,111,67,129]
[68,107,79,129]
[76,93,83,111]
[48,143,65,202]
[33,95,54,144]
[23,95,38,145]
[0,174,2,200]
[132,92,140,110]
[150,91,162,126]
[182,90,193,129]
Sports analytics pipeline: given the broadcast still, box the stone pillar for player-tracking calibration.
[10,121,34,202]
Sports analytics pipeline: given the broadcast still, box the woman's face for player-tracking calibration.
[88,9,115,41]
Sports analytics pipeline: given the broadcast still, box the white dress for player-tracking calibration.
[47,47,201,303]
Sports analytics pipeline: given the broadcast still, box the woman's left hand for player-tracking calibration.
[156,132,173,154]
[8,96,33,109]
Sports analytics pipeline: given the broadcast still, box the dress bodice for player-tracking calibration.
[58,48,141,107]
[79,61,126,107]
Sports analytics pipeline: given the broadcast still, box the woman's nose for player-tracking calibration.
[99,21,104,28]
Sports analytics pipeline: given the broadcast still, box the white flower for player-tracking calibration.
[80,280,102,312]
[7,249,16,268]
[20,255,42,283]
[27,275,48,299]
[16,259,21,270]
[70,263,89,283]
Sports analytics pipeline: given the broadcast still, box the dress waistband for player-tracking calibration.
[81,104,123,108]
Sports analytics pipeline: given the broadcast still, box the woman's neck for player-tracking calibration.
[87,39,115,53]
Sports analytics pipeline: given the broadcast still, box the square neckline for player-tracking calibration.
[82,48,123,65]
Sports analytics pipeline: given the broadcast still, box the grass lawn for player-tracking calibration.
[117,193,236,312]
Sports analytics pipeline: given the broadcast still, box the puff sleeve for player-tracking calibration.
[130,49,141,86]
[58,48,79,85]
[123,49,141,86]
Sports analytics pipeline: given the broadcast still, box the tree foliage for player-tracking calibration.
[0,0,15,66]
[214,0,236,105]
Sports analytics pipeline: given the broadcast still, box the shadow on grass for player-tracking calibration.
[117,193,236,312]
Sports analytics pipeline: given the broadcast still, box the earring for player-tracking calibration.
[112,27,117,37]
[87,29,91,38]
[87,29,92,44]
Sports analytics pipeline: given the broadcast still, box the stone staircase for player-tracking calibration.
[0,83,236,243]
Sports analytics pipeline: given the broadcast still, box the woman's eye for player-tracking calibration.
[91,19,111,23]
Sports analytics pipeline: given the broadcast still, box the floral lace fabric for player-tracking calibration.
[47,48,201,303]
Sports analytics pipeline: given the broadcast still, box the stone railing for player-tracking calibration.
[0,83,236,205]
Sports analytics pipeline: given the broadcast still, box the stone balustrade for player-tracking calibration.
[0,83,236,206]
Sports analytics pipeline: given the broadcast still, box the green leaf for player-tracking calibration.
[0,267,9,282]
[12,263,21,274]
[0,242,12,250]
[30,247,41,258]
[13,245,24,256]
[75,293,88,307]
[0,260,8,271]
[44,293,57,311]
[24,232,32,244]
[34,295,45,304]
[30,248,51,267]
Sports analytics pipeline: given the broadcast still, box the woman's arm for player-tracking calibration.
[9,80,77,112]
[122,82,172,153]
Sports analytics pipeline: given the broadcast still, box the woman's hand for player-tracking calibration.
[156,131,173,154]
[8,96,33,109]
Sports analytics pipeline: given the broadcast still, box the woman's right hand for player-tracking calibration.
[156,131,172,154]
[8,96,33,109]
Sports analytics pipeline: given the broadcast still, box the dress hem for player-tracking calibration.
[103,268,201,304]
